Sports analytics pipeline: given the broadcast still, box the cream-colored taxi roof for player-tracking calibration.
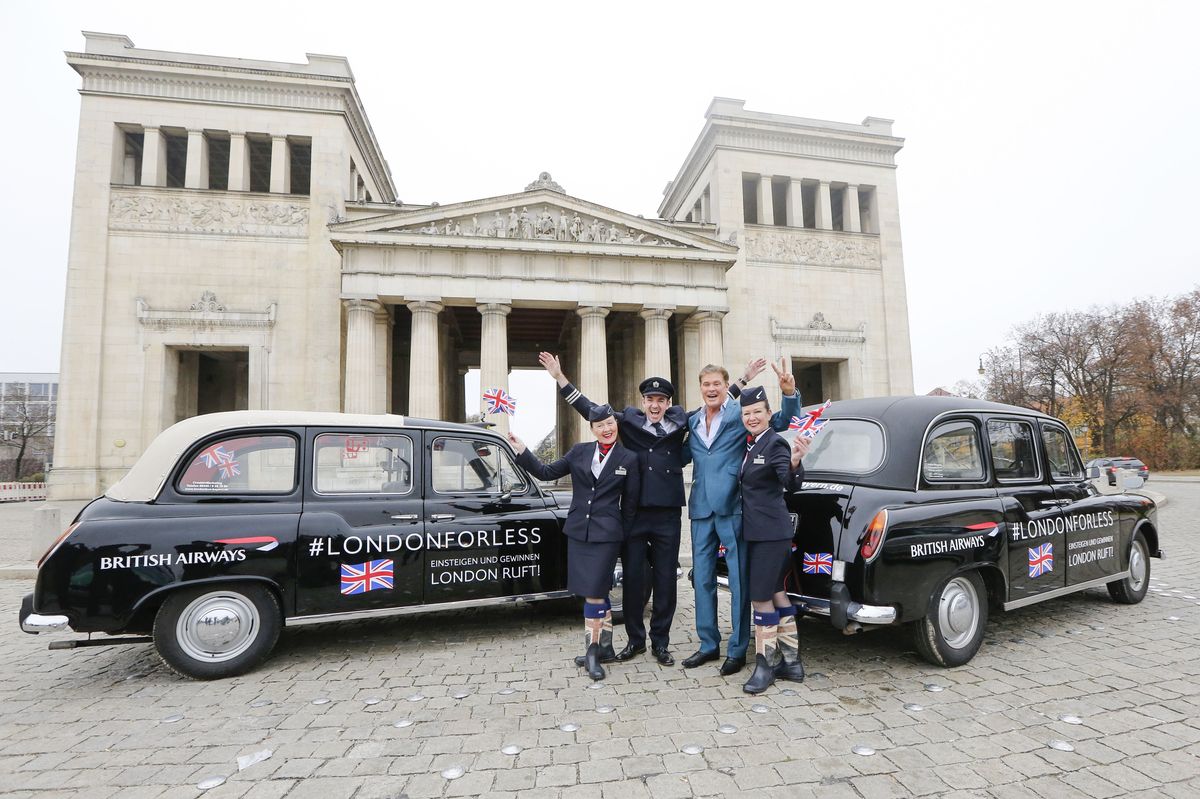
[105,410,411,503]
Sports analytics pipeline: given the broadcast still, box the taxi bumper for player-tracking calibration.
[19,593,70,634]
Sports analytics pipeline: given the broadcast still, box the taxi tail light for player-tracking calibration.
[38,522,80,568]
[859,510,888,563]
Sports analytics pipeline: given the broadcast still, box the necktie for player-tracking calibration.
[746,434,755,453]
[598,443,613,462]
[652,422,666,437]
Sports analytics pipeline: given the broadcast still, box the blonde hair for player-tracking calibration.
[698,364,729,383]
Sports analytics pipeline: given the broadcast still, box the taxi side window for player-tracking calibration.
[1041,425,1083,480]
[432,437,526,495]
[922,420,985,481]
[314,434,414,494]
[178,434,297,494]
[988,420,1040,481]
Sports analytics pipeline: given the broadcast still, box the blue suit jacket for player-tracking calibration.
[686,392,800,520]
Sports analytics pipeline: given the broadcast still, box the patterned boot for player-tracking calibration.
[774,605,806,682]
[575,598,617,666]
[581,601,607,681]
[742,610,781,694]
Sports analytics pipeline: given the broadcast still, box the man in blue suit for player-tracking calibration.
[682,359,801,676]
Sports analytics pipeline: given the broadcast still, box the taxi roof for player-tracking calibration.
[104,410,495,503]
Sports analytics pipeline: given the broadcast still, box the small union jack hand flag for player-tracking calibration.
[482,387,518,415]
[1028,543,1054,578]
[340,559,394,595]
[795,400,832,439]
[787,416,803,430]
[802,552,833,575]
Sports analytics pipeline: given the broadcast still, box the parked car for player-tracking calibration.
[759,396,1160,667]
[21,412,606,679]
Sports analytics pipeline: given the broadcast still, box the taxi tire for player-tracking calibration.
[913,570,988,668]
[153,583,281,680]
[1107,531,1150,604]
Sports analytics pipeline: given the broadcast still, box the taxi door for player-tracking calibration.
[422,432,565,603]
[987,417,1067,603]
[294,429,425,616]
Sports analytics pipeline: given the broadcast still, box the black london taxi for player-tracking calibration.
[20,412,584,679]
[779,396,1161,667]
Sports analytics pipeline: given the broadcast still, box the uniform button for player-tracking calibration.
[587,500,591,504]
[586,514,590,518]
[649,448,653,452]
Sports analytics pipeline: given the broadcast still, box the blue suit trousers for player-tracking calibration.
[690,512,750,659]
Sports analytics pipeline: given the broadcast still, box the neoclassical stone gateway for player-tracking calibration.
[49,33,913,499]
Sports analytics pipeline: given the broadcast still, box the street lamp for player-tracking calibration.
[977,356,985,376]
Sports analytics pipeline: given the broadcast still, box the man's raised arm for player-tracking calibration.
[539,351,622,421]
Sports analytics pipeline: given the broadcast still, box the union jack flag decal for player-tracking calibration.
[199,444,240,479]
[1028,543,1054,578]
[794,400,831,439]
[340,559,394,595]
[802,552,834,575]
[482,387,517,415]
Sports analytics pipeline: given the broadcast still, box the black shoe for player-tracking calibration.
[651,646,674,666]
[682,649,720,669]
[583,643,606,681]
[574,642,617,667]
[719,656,745,677]
[742,654,776,694]
[613,642,646,662]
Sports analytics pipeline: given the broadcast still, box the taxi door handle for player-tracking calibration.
[1039,499,1070,507]
[390,514,419,522]
[430,513,456,522]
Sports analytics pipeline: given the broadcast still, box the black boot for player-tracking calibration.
[775,611,805,683]
[742,621,780,694]
[742,653,778,694]
[574,605,617,666]
[584,643,606,681]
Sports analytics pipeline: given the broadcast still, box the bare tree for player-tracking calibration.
[1,386,53,481]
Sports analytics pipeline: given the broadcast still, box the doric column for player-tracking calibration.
[694,309,726,369]
[344,299,382,414]
[478,302,512,434]
[270,136,290,193]
[228,133,249,191]
[576,305,610,439]
[406,300,443,418]
[699,190,710,224]
[184,130,208,189]
[640,306,674,380]
[845,185,862,233]
[758,174,774,225]
[140,127,166,187]
[375,305,393,414]
[787,178,804,227]
[816,181,833,230]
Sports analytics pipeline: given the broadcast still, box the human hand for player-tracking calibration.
[771,357,796,395]
[790,434,811,467]
[506,432,527,454]
[538,351,565,382]
[743,357,767,383]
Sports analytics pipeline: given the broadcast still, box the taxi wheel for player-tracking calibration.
[1107,532,1150,604]
[913,570,988,668]
[153,583,281,680]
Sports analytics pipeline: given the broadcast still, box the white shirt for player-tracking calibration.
[694,395,733,449]
[590,443,610,479]
[642,415,678,436]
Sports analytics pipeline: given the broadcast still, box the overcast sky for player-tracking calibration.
[2,2,1197,445]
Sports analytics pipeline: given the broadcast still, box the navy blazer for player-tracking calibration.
[517,442,641,543]
[738,429,805,542]
[560,382,690,508]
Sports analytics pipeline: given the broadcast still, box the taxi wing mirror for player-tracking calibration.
[1120,472,1145,491]
[1086,466,1100,479]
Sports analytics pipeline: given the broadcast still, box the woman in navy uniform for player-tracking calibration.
[737,386,811,694]
[508,405,641,680]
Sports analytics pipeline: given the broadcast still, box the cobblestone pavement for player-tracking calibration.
[2,484,1199,798]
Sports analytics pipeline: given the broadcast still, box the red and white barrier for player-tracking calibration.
[0,482,47,502]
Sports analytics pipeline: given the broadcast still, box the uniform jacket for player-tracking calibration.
[739,428,805,541]
[687,391,801,520]
[516,442,641,543]
[560,382,689,508]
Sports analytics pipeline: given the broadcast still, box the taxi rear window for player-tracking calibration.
[783,419,885,474]
[178,434,297,494]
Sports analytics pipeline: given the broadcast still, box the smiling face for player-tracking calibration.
[641,393,669,422]
[698,368,729,410]
[590,416,618,445]
[741,400,771,435]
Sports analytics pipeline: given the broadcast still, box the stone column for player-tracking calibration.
[478,302,512,434]
[406,300,443,418]
[375,305,393,414]
[344,299,381,414]
[845,185,862,233]
[758,174,774,225]
[816,181,833,230]
[640,306,674,380]
[270,136,291,193]
[787,178,804,227]
[694,309,726,369]
[140,127,166,187]
[699,189,710,224]
[184,130,208,189]
[228,133,249,191]
[576,305,610,439]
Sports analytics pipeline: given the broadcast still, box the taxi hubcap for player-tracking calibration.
[938,577,979,650]
[177,592,260,662]
[1128,542,1147,591]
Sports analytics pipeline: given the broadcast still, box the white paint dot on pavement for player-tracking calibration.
[452,690,469,699]
[751,704,769,714]
[501,744,522,755]
[362,697,381,705]
[718,723,737,734]
[407,693,425,702]
[1058,714,1083,724]
[161,713,184,723]
[1048,740,1075,752]
[852,745,876,756]
[681,744,704,755]
[559,722,580,732]
[249,699,271,708]
[497,687,516,695]
[1167,616,1182,621]
[780,688,798,696]
[596,705,614,714]
[393,719,414,728]
[197,776,227,790]
[311,697,331,705]
[924,683,945,692]
[904,703,924,712]
[441,765,465,780]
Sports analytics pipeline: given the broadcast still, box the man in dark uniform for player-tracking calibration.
[539,351,691,666]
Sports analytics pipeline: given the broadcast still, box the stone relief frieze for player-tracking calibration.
[744,228,880,268]
[109,188,309,238]
[770,314,866,347]
[404,204,685,247]
[136,291,276,332]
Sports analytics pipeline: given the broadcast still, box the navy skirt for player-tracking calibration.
[567,538,621,598]
[745,539,793,602]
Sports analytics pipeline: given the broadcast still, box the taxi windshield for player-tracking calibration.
[782,419,885,474]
